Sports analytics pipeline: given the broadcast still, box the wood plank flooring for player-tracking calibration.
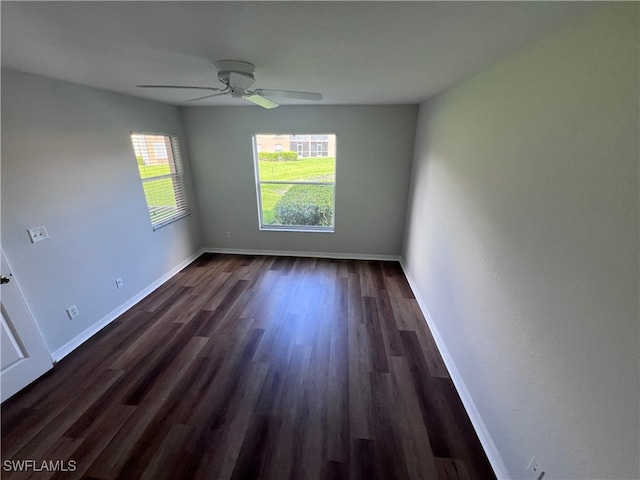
[1,254,496,480]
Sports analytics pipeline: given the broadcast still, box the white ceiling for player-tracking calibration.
[1,1,598,107]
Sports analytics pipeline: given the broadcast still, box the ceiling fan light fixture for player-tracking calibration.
[244,94,279,109]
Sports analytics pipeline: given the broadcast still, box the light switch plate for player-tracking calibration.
[27,226,49,243]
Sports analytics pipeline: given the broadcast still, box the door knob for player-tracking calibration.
[1,275,10,284]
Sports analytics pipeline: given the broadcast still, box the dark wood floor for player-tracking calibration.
[1,254,495,480]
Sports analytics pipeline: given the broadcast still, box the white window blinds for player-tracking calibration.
[131,133,190,230]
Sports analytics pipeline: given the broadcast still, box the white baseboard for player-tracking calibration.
[399,258,511,480]
[203,247,400,262]
[50,248,205,362]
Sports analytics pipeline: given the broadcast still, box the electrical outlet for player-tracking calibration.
[66,305,79,319]
[115,278,124,289]
[527,456,545,479]
[226,231,232,239]
[27,225,49,243]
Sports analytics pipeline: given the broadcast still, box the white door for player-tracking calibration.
[1,251,53,402]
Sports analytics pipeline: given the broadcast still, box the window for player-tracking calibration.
[253,133,336,232]
[131,133,190,230]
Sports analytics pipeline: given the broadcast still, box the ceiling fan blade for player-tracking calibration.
[244,94,279,109]
[187,92,229,102]
[229,72,255,90]
[256,89,323,101]
[136,85,225,92]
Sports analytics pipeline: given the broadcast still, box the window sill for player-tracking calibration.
[259,226,334,233]
[152,211,191,231]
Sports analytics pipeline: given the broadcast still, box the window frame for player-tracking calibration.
[252,133,336,233]
[130,132,191,231]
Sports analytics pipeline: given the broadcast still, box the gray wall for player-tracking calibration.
[182,105,417,257]
[402,4,638,479]
[1,69,202,355]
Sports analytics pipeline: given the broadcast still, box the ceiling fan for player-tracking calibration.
[136,60,323,109]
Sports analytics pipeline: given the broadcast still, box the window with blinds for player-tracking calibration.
[130,133,190,230]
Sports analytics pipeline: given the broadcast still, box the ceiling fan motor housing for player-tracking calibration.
[215,60,255,85]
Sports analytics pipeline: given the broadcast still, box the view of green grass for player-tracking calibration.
[258,157,335,225]
[139,164,171,180]
[137,158,336,223]
[259,157,335,182]
[138,164,177,208]
[261,184,290,224]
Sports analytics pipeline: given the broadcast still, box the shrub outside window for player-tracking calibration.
[253,134,336,232]
[131,133,190,230]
